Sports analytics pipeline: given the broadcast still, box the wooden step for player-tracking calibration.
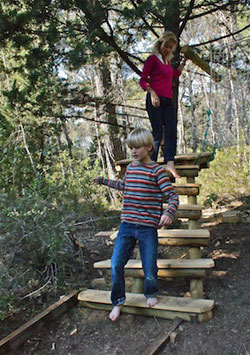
[172,184,200,196]
[78,289,214,322]
[95,229,210,247]
[170,165,199,177]
[157,229,210,246]
[94,258,214,269]
[115,152,213,168]
[175,152,213,164]
[116,162,200,178]
[178,204,205,211]
[163,204,204,219]
[94,258,214,278]
[95,228,209,241]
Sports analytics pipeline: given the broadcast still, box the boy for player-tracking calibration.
[94,128,179,321]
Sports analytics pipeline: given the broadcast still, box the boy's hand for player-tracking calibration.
[93,177,100,184]
[158,214,173,228]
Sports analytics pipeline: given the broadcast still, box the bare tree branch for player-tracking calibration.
[128,0,159,37]
[188,1,242,21]
[190,23,250,47]
[178,0,195,36]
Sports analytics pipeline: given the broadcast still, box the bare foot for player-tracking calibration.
[109,305,122,321]
[164,161,181,179]
[147,297,158,308]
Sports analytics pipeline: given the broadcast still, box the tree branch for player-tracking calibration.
[188,1,242,21]
[178,0,195,36]
[189,24,250,47]
[128,0,159,37]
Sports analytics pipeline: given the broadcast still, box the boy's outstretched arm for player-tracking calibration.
[93,176,125,191]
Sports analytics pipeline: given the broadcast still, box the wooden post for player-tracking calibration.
[186,176,203,298]
[181,45,222,82]
[187,177,200,229]
[132,249,144,293]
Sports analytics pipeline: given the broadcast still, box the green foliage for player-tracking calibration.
[0,156,107,320]
[198,146,250,205]
[203,193,218,207]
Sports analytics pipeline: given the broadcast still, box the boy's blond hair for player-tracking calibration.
[153,31,177,60]
[126,128,154,151]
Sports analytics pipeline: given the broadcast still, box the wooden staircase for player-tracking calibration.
[78,153,215,322]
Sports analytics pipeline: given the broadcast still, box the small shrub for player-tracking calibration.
[198,145,250,205]
[204,193,218,207]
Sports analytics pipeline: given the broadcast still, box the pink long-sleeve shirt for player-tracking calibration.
[139,54,181,99]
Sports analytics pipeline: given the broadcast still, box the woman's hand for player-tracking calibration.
[150,91,160,107]
[158,214,173,228]
[146,87,160,107]
[178,58,188,72]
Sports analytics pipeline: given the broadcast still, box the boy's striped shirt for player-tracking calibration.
[98,162,179,228]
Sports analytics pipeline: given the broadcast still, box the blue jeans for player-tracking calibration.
[111,221,159,306]
[146,93,177,163]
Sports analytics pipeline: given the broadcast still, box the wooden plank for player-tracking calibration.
[158,238,209,247]
[142,317,183,355]
[149,229,209,238]
[178,204,205,211]
[172,184,200,196]
[95,231,116,237]
[121,269,206,278]
[78,289,214,314]
[115,161,200,178]
[80,301,193,321]
[166,165,199,170]
[101,229,210,241]
[175,209,201,220]
[166,165,200,177]
[174,152,211,160]
[0,291,79,355]
[115,153,212,166]
[94,259,214,269]
[173,183,200,187]
[98,269,207,278]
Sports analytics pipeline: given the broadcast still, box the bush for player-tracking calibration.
[197,145,250,205]
[0,158,110,320]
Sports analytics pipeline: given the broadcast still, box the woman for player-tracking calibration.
[139,31,187,179]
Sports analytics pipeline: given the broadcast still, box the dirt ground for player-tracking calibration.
[4,212,250,354]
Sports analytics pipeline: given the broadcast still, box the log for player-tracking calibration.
[0,291,79,355]
[142,317,183,355]
[181,45,222,82]
[132,249,144,293]
[198,310,213,323]
[189,248,204,299]
[190,279,204,299]
[189,248,202,259]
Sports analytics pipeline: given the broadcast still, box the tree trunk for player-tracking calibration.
[94,57,124,178]
[178,102,186,153]
[187,73,197,152]
[165,1,180,123]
